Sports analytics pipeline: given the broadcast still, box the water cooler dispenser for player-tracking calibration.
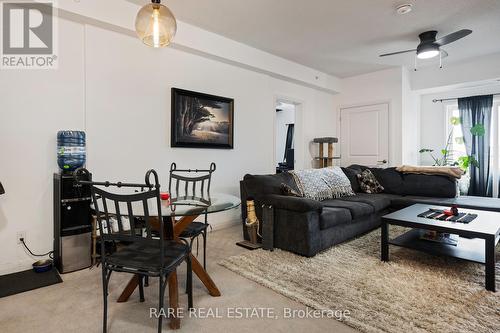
[53,131,91,273]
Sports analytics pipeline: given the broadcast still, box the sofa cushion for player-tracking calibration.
[319,207,352,230]
[260,194,323,213]
[321,199,374,219]
[389,195,500,212]
[243,172,299,198]
[369,167,404,195]
[347,164,369,171]
[337,193,393,212]
[401,174,456,197]
[389,196,435,210]
[341,167,361,192]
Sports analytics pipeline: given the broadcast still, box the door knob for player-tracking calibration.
[377,159,387,164]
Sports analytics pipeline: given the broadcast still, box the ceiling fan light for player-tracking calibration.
[417,50,440,59]
[417,43,440,59]
[135,1,177,48]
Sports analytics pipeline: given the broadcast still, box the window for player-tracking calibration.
[445,103,467,163]
[446,98,500,197]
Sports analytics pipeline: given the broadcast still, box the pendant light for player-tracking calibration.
[135,0,177,48]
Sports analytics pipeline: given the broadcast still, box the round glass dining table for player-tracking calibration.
[93,192,240,311]
[94,193,240,217]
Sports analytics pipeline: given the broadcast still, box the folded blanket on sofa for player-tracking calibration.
[291,167,354,201]
[396,165,464,179]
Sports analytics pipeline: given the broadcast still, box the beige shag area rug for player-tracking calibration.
[220,228,500,333]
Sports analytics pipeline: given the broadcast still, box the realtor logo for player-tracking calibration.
[1,1,58,69]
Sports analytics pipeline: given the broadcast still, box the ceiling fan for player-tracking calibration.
[379,29,472,60]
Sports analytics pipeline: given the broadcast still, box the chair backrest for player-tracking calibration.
[168,162,216,206]
[74,168,171,265]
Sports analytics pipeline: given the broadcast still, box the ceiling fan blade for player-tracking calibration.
[379,49,416,57]
[435,29,472,46]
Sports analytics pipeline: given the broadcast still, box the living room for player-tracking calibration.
[0,1,499,332]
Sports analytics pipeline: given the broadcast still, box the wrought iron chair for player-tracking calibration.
[168,162,216,271]
[75,168,192,333]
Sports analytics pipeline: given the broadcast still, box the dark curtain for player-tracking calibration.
[458,95,493,196]
[284,124,294,160]
[283,124,295,169]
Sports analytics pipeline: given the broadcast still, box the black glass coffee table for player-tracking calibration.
[381,204,499,291]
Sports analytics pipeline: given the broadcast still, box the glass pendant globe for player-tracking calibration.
[135,1,177,48]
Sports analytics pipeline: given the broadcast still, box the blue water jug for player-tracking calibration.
[57,131,86,171]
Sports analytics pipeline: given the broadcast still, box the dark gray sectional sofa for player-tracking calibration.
[239,165,500,257]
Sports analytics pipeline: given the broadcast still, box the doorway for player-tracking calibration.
[340,103,389,167]
[275,100,296,173]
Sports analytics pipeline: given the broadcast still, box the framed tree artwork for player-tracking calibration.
[171,88,234,149]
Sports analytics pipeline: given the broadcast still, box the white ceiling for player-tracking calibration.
[127,0,500,78]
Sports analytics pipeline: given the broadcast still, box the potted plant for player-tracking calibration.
[419,116,484,195]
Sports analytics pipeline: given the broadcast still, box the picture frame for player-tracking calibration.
[171,88,234,149]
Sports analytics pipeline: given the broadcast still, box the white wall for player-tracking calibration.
[0,19,337,274]
[333,67,404,166]
[419,83,500,165]
[0,19,85,274]
[401,68,421,165]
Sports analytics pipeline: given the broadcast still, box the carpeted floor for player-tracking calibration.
[0,225,356,333]
[220,227,500,333]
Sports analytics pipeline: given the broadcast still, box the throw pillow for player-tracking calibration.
[357,169,384,194]
[280,183,302,197]
[291,167,355,201]
[341,167,362,193]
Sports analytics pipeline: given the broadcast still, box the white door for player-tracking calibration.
[340,103,389,167]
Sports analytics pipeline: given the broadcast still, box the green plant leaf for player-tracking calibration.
[441,149,448,156]
[470,124,485,136]
[454,136,464,145]
[457,155,480,171]
[469,156,480,167]
[457,156,470,171]
[450,116,461,125]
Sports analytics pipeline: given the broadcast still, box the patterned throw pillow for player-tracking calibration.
[357,169,384,194]
[280,183,302,197]
[291,167,355,201]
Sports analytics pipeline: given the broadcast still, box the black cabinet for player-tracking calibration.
[53,173,92,273]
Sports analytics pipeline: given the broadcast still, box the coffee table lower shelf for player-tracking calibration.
[389,229,485,264]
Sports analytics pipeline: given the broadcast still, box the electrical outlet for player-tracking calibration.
[16,231,26,244]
